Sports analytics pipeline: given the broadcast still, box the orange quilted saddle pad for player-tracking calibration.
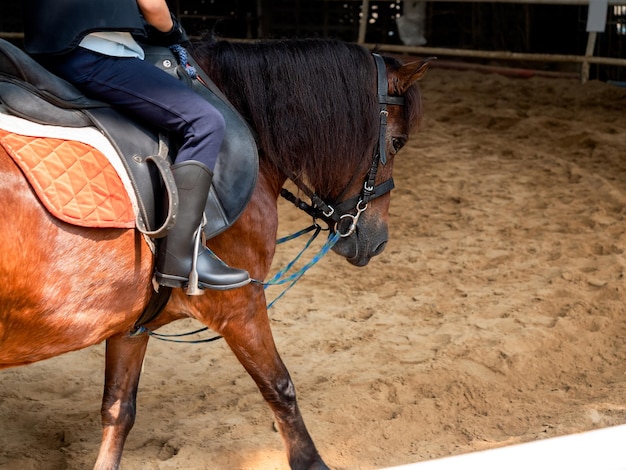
[0,129,135,228]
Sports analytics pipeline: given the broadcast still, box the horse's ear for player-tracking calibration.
[397,57,436,94]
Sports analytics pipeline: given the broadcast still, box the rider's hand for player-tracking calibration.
[142,13,190,47]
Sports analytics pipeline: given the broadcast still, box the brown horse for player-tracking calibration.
[0,37,430,469]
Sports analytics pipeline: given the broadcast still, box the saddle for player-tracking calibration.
[0,38,258,239]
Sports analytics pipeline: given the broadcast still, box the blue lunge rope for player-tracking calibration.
[259,227,340,309]
[136,226,340,343]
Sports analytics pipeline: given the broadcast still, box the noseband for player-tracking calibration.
[280,53,405,237]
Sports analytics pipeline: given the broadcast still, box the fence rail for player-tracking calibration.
[356,0,625,82]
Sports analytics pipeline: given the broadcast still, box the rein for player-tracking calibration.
[280,52,404,237]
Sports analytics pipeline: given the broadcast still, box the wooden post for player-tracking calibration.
[581,31,598,83]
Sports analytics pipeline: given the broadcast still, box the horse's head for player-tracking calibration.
[193,39,432,267]
[329,55,432,266]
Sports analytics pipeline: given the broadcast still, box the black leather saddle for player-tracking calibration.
[0,38,258,239]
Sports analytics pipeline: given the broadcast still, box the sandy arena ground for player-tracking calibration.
[1,64,625,469]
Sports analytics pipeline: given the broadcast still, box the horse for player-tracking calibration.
[0,36,430,469]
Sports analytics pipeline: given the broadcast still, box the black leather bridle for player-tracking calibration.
[280,52,405,237]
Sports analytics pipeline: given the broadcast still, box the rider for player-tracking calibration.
[22,0,250,294]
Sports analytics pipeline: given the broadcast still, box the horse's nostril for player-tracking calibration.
[372,240,387,257]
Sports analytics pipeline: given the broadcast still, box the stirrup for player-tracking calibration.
[186,222,205,296]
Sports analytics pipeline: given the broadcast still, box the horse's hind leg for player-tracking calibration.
[219,304,329,470]
[94,334,149,470]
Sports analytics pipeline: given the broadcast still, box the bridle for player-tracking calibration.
[280,52,405,237]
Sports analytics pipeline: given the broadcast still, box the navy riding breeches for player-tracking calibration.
[43,47,225,171]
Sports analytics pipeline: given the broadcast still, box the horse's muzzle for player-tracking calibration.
[331,220,389,266]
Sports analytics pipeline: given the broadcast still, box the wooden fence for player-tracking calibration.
[354,0,626,82]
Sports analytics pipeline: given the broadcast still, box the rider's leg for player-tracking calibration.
[46,48,250,292]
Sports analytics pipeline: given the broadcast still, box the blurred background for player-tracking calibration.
[1,0,625,81]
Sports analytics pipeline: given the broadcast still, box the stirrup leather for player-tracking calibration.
[186,217,206,296]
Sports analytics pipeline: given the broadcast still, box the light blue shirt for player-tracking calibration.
[79,32,145,59]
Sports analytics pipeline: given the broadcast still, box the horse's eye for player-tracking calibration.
[391,136,407,154]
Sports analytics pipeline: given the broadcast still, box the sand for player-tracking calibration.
[1,66,625,470]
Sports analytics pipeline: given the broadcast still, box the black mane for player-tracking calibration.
[192,37,386,200]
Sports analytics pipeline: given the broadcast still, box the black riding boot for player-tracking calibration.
[154,161,250,293]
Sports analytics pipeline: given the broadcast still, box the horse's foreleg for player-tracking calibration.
[94,334,149,470]
[219,304,329,470]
